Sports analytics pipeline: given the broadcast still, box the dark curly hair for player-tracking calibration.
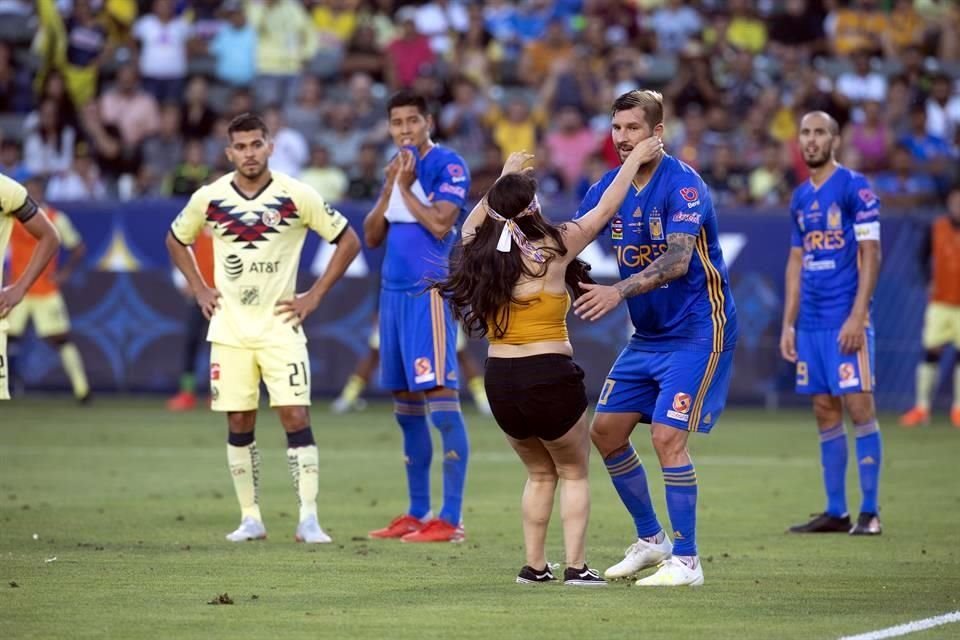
[436,173,594,340]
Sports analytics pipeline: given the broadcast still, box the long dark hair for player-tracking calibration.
[437,173,594,340]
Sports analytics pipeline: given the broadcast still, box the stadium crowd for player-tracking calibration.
[0,0,958,210]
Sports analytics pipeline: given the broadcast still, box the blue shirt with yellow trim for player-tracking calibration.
[789,165,880,331]
[382,144,470,291]
[576,153,738,352]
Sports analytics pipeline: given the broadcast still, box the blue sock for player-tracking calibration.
[285,427,315,448]
[854,420,882,515]
[604,445,661,539]
[663,464,698,557]
[394,400,432,519]
[427,397,469,525]
[819,423,848,517]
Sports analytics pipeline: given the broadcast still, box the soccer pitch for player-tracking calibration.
[2,399,958,640]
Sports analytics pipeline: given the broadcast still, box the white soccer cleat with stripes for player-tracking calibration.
[635,556,704,586]
[225,516,267,542]
[295,515,333,544]
[604,535,673,579]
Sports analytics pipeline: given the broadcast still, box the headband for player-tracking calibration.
[485,195,546,264]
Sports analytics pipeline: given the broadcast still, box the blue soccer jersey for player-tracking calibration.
[382,145,470,291]
[789,166,881,330]
[576,154,738,353]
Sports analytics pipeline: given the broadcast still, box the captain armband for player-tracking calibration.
[854,221,880,242]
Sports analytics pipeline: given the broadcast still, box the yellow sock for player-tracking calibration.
[953,365,960,410]
[287,445,319,521]
[339,374,366,405]
[227,443,262,522]
[916,362,938,411]
[468,376,491,414]
[59,342,89,399]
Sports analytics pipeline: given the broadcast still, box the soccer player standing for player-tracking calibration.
[7,175,90,403]
[780,111,883,536]
[573,90,738,586]
[0,173,60,401]
[166,113,360,543]
[363,91,471,543]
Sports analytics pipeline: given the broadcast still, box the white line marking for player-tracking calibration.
[839,611,960,640]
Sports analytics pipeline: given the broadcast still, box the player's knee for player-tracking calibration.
[527,467,559,484]
[650,427,686,460]
[589,422,625,457]
[812,396,842,425]
[46,334,69,347]
[277,406,309,430]
[227,411,256,432]
[924,349,943,363]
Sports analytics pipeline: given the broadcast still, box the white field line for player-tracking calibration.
[838,611,960,640]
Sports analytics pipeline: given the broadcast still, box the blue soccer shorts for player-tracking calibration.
[795,327,875,396]
[379,287,459,392]
[596,347,734,433]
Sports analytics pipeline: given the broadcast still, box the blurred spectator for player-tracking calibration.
[133,0,191,103]
[449,6,503,89]
[899,45,935,97]
[872,144,938,209]
[467,144,503,200]
[227,88,255,118]
[180,76,217,141]
[727,0,767,55]
[284,75,327,138]
[346,142,383,200]
[300,144,348,202]
[346,72,384,132]
[701,143,748,208]
[925,74,960,141]
[544,106,597,189]
[247,0,318,106]
[167,139,211,196]
[24,98,76,176]
[35,0,109,108]
[721,49,765,116]
[312,0,359,49]
[483,0,519,49]
[768,0,826,58]
[79,102,143,197]
[883,0,926,57]
[0,41,32,113]
[647,0,703,55]
[541,51,608,117]
[99,64,160,147]
[487,97,542,162]
[575,153,610,200]
[385,9,435,90]
[519,17,573,88]
[415,0,469,55]
[262,105,308,177]
[203,116,230,168]
[842,100,892,174]
[45,142,107,201]
[748,140,794,206]
[531,143,566,198]
[674,105,710,170]
[37,70,78,132]
[664,45,721,118]
[440,76,488,167]
[315,102,365,168]
[143,103,184,184]
[340,24,385,83]
[0,140,24,177]
[208,0,257,88]
[834,49,887,119]
[900,104,956,193]
[885,75,914,133]
[828,0,889,57]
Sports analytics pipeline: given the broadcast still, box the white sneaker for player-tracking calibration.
[295,515,332,544]
[604,534,673,579]
[225,516,267,542]
[635,555,704,586]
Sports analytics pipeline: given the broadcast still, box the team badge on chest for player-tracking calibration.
[649,207,664,241]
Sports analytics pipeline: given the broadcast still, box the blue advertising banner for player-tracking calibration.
[7,197,945,411]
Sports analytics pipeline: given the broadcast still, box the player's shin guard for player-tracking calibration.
[59,342,89,399]
[395,400,432,519]
[604,445,661,539]
[663,464,698,557]
[854,421,882,515]
[227,431,262,522]
[428,398,469,525]
[285,427,319,521]
[819,423,848,517]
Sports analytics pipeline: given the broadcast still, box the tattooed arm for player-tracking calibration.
[573,232,696,321]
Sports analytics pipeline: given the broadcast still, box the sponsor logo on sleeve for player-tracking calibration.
[414,357,436,384]
[671,212,702,225]
[446,163,467,183]
[679,187,699,202]
[858,188,878,208]
[438,183,466,198]
[667,392,692,422]
[855,209,878,222]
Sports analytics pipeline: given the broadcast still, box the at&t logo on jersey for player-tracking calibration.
[667,392,692,422]
[224,254,243,280]
[838,363,861,389]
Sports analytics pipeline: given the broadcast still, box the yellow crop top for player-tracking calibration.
[487,291,571,345]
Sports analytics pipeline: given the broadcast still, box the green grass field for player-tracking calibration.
[2,399,959,639]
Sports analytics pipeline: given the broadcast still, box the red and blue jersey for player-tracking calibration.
[789,165,880,330]
[382,144,470,291]
[576,154,738,353]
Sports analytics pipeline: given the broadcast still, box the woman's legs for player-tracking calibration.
[506,435,558,570]
[543,413,591,569]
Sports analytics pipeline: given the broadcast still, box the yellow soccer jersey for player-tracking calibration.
[0,173,39,292]
[170,171,350,349]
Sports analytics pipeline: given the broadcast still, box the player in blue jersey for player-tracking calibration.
[362,91,471,543]
[573,90,738,586]
[780,111,883,536]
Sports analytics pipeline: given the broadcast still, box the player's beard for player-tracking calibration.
[803,147,831,169]
[239,161,267,180]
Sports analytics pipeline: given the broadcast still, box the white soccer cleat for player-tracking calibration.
[635,556,704,586]
[295,515,333,544]
[225,516,267,542]
[604,534,673,579]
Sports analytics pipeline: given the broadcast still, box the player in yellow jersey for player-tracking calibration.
[0,173,61,401]
[166,113,361,543]
[6,175,90,402]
